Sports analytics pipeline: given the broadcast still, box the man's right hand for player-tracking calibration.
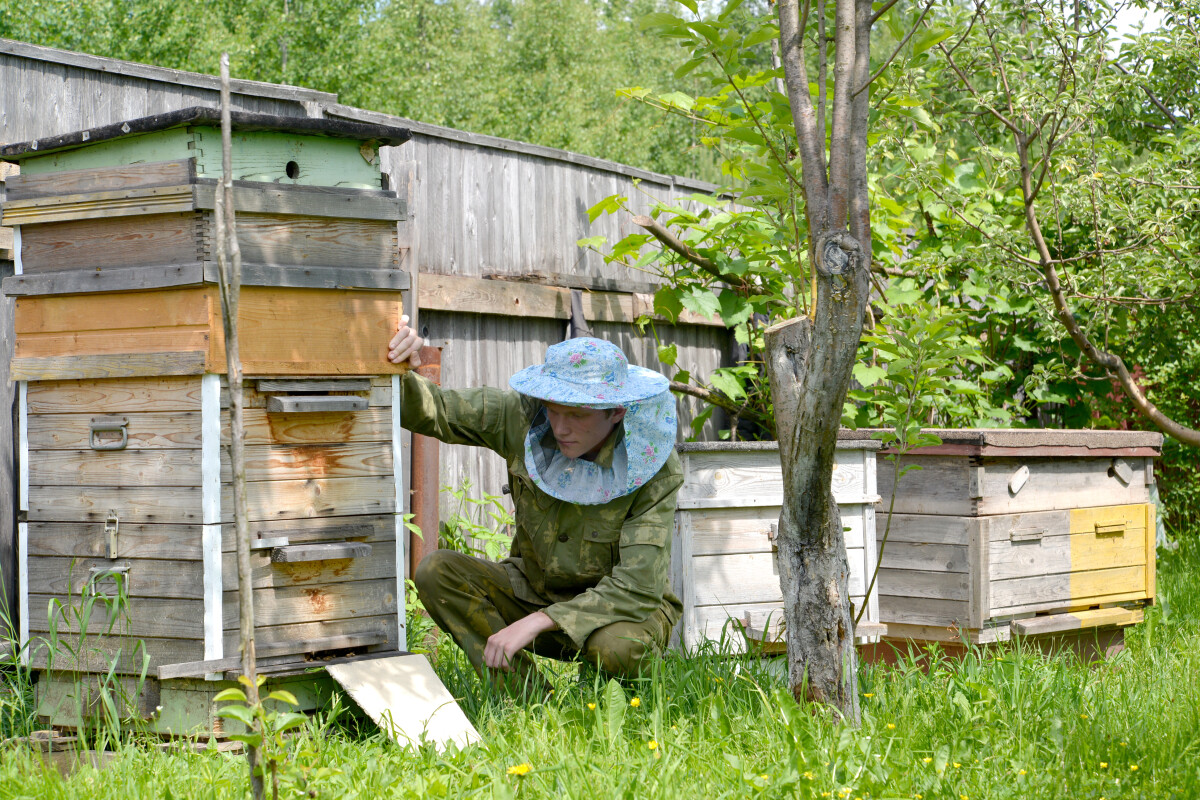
[388,314,424,368]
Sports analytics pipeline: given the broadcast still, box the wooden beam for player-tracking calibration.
[418,272,723,328]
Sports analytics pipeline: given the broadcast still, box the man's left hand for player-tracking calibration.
[483,611,558,671]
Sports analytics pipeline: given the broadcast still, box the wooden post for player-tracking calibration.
[216,54,263,800]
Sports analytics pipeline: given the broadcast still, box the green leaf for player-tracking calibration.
[216,705,255,726]
[718,290,752,327]
[742,24,780,49]
[654,286,684,322]
[854,363,887,388]
[638,12,688,34]
[658,343,679,366]
[678,0,698,13]
[604,679,626,745]
[576,236,606,249]
[658,91,695,111]
[213,688,247,703]
[709,370,747,403]
[586,194,625,224]
[912,26,954,55]
[267,689,299,706]
[680,287,722,320]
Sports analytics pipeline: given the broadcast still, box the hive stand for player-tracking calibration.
[1,108,416,736]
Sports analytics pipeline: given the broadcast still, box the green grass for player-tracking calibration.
[2,540,1199,799]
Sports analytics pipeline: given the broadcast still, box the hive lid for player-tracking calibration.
[0,107,412,161]
[837,427,1163,456]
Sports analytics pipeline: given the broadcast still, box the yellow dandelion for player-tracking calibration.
[761,775,770,781]
[507,763,532,776]
[587,703,596,710]
[821,793,831,798]
[1080,714,1088,719]
[863,693,875,698]
[630,697,641,708]
[671,725,677,730]
[838,789,850,799]
[648,740,658,750]
[886,723,896,730]
[953,762,961,768]
[1130,765,1139,771]
[915,795,923,800]
[804,771,814,780]
[1120,742,1128,747]
[1019,769,1026,776]
[1100,762,1108,769]
[922,757,933,764]
[960,795,969,800]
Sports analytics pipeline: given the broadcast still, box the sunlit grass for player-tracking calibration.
[2,538,1198,799]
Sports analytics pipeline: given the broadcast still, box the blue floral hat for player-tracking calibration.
[508,337,669,408]
[511,338,676,504]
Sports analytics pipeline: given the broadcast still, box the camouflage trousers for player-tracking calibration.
[414,549,671,684]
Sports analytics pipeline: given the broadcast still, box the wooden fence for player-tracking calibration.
[0,38,733,617]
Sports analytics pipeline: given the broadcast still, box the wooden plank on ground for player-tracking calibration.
[157,630,388,679]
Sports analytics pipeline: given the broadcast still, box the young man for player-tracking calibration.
[388,319,682,685]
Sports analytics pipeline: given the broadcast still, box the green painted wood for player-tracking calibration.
[19,130,196,176]
[19,128,383,190]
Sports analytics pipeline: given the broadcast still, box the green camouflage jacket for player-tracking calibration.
[400,371,683,648]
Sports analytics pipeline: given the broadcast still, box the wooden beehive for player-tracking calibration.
[671,439,885,653]
[843,428,1162,649]
[2,109,413,733]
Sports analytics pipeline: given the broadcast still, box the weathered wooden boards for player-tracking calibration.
[23,376,402,674]
[671,440,884,653]
[842,428,1162,647]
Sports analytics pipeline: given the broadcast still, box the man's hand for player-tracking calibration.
[483,611,558,671]
[388,314,424,368]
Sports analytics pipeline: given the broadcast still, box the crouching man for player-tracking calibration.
[388,319,682,688]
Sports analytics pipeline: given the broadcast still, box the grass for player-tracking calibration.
[1,539,1198,799]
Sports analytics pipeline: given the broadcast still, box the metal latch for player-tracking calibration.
[90,417,129,451]
[104,509,119,559]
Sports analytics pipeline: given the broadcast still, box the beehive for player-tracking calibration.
[2,109,413,733]
[843,428,1162,649]
[671,439,885,652]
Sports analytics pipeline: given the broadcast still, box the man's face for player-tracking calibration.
[543,402,627,461]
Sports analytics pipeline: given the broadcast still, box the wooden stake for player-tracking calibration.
[217,53,264,800]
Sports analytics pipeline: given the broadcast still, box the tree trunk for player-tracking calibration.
[764,231,869,722]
